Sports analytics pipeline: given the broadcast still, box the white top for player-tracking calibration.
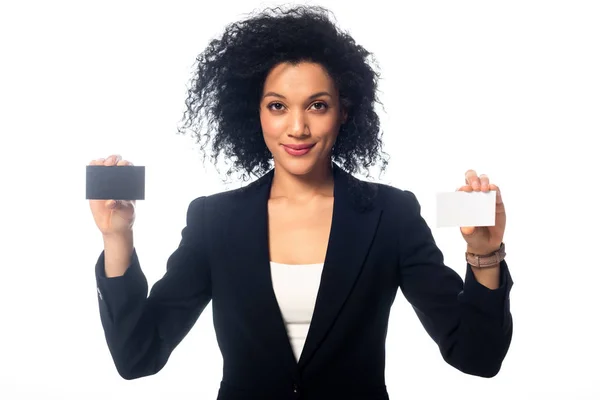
[270,261,324,362]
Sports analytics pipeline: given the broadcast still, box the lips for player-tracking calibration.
[281,143,316,156]
[282,143,315,150]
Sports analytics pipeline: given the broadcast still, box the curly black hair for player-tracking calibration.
[177,5,388,182]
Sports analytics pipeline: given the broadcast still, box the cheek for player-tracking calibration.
[260,112,285,139]
[317,116,341,141]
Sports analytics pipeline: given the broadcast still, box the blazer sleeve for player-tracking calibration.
[397,191,513,378]
[94,196,211,380]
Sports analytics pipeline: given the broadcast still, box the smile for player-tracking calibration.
[282,143,316,156]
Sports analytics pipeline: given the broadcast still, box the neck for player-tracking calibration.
[270,161,334,201]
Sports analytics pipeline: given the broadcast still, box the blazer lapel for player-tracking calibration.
[228,169,300,379]
[227,164,381,376]
[297,164,382,369]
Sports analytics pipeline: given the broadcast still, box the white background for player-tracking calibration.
[1,0,599,398]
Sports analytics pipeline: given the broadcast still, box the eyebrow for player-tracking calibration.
[262,91,333,100]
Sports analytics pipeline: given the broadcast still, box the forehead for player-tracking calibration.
[263,62,336,95]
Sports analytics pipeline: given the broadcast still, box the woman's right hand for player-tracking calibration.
[89,154,137,237]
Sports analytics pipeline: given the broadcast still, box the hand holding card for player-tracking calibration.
[87,155,141,237]
[440,169,506,256]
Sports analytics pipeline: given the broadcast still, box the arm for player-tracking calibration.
[95,197,211,379]
[471,263,501,290]
[397,191,513,377]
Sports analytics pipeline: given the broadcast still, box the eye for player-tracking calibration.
[310,102,328,111]
[267,102,285,111]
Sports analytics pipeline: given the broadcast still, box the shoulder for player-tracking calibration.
[375,182,420,212]
[187,171,271,216]
[185,188,244,218]
[345,171,420,216]
[356,179,428,242]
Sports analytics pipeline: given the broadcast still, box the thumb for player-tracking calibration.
[460,226,476,236]
[105,200,133,210]
[106,200,120,209]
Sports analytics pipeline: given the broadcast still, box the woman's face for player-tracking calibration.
[259,61,346,177]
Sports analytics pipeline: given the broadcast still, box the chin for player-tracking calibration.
[276,157,321,176]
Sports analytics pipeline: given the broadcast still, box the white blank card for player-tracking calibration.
[436,191,496,228]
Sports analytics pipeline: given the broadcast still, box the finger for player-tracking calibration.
[456,185,473,192]
[89,158,105,165]
[106,199,135,210]
[104,154,122,166]
[479,174,490,191]
[489,184,503,204]
[116,159,132,166]
[465,169,480,190]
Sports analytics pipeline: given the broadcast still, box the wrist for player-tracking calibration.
[467,243,502,256]
[466,242,505,268]
[102,230,133,244]
[470,264,501,290]
[102,231,134,278]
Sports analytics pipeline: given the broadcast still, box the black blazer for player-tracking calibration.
[95,163,513,400]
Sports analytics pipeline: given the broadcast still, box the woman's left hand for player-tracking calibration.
[457,170,506,255]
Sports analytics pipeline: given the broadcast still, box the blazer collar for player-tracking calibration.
[230,163,382,375]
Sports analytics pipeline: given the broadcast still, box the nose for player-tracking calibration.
[288,110,309,137]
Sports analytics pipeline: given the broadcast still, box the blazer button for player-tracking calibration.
[292,383,299,393]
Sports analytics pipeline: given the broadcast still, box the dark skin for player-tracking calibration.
[260,61,504,290]
[90,62,505,289]
[260,62,345,265]
[458,172,505,289]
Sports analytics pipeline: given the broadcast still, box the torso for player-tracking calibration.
[267,195,334,265]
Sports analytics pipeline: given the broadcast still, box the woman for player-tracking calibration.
[89,5,513,400]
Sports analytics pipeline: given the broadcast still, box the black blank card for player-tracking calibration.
[86,165,145,200]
